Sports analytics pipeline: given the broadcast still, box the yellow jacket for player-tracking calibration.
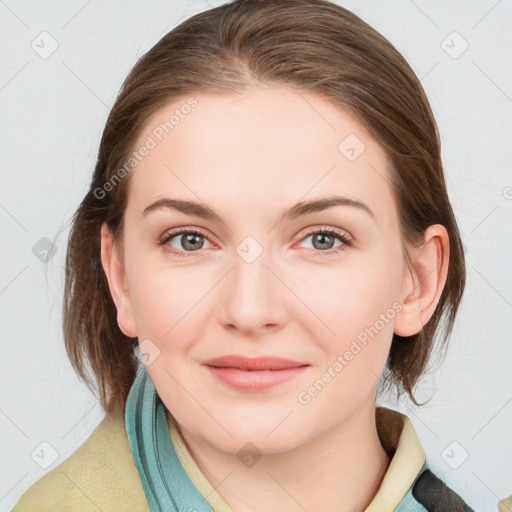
[12,407,481,512]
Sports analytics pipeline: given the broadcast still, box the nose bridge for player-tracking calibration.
[231,232,275,302]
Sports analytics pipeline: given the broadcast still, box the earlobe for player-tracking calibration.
[100,222,138,338]
[394,224,450,337]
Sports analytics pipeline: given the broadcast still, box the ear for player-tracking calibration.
[100,222,138,338]
[394,224,450,337]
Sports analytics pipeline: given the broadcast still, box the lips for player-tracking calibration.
[203,355,309,371]
[203,355,310,391]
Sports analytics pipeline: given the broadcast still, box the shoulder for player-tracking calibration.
[12,414,149,512]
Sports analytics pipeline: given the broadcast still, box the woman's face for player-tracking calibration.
[109,85,410,454]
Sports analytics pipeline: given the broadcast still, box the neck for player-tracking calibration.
[172,400,391,512]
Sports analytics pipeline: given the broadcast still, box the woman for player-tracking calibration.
[13,0,476,510]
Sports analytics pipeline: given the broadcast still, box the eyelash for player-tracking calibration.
[157,226,353,258]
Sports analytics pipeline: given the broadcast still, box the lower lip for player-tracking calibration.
[204,365,309,391]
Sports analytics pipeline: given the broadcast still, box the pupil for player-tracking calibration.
[315,233,333,250]
[184,233,203,250]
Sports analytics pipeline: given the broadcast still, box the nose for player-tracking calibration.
[218,245,289,336]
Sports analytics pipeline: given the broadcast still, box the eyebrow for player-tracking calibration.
[142,194,376,224]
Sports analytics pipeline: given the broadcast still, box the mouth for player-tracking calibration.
[202,355,310,391]
[202,355,310,371]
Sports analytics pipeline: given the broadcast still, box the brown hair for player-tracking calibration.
[63,0,465,420]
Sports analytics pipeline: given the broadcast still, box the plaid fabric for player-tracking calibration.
[393,464,475,511]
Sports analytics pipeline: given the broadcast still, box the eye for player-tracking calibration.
[297,226,353,256]
[158,227,214,258]
[158,226,353,258]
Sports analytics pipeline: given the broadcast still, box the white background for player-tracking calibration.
[1,1,511,511]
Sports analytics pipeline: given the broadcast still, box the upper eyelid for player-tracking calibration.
[301,225,352,239]
[163,226,216,243]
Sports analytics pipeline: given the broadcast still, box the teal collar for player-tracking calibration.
[125,361,215,512]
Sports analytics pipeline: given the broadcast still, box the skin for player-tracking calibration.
[101,84,449,512]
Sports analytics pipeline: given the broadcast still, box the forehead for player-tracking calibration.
[126,85,395,226]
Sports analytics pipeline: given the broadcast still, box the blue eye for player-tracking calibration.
[158,226,353,258]
[297,227,353,256]
[158,228,213,258]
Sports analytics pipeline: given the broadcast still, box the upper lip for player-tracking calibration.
[203,355,310,371]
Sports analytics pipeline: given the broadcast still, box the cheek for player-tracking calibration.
[303,277,396,407]
[295,255,401,390]
[129,262,214,342]
[298,258,401,335]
